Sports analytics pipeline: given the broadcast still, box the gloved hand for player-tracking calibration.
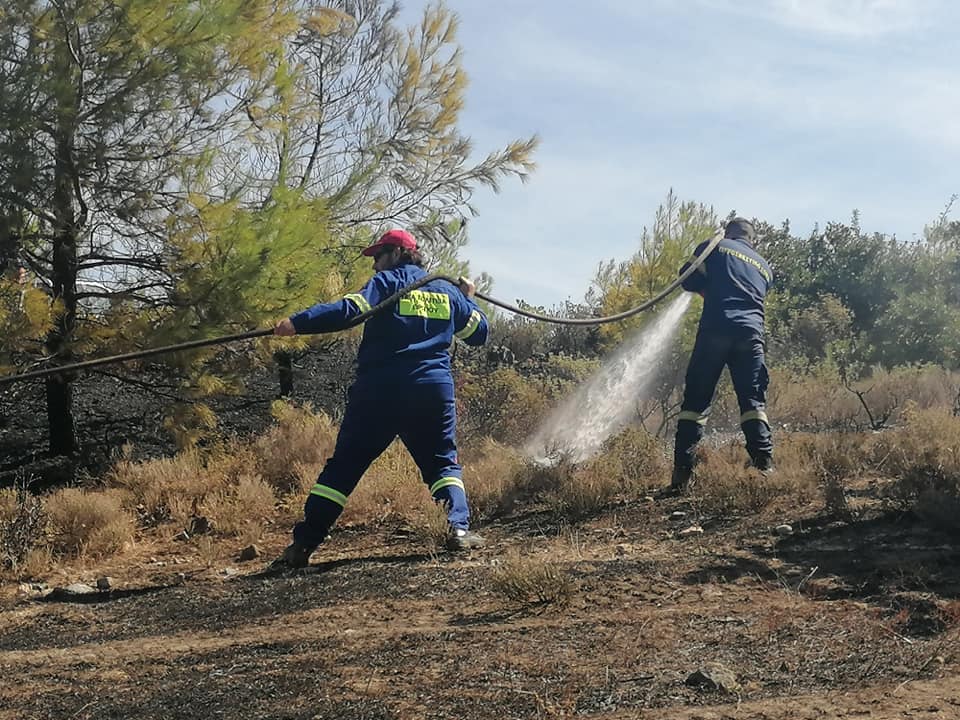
[457,275,476,298]
[274,317,297,336]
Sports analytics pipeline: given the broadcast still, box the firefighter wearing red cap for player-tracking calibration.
[274,229,488,566]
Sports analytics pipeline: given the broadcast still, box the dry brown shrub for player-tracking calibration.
[460,438,526,519]
[692,439,817,516]
[405,501,452,550]
[768,369,861,430]
[547,455,623,521]
[769,365,960,432]
[338,440,424,528]
[106,446,227,526]
[207,475,277,537]
[44,488,134,558]
[15,547,53,579]
[0,482,44,572]
[803,432,881,516]
[458,367,551,444]
[252,401,336,492]
[879,406,960,528]
[489,550,576,606]
[537,429,670,521]
[598,426,671,488]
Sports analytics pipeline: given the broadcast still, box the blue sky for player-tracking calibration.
[400,1,959,307]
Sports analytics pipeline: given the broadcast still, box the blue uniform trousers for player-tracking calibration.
[674,330,773,471]
[293,380,469,549]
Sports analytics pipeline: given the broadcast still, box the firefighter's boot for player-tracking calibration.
[749,454,775,476]
[670,465,694,493]
[274,542,314,569]
[446,528,485,552]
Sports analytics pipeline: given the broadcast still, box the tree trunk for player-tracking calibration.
[45,17,81,456]
[275,350,294,398]
[45,166,79,456]
[45,375,76,455]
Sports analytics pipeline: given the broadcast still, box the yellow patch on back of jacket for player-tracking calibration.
[398,290,451,320]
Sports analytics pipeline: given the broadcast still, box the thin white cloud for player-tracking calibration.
[766,0,938,37]
[405,1,960,304]
[485,13,960,152]
[672,0,943,38]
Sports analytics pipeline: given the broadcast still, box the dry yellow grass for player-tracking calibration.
[106,446,228,526]
[488,549,576,606]
[14,389,960,579]
[44,488,134,558]
[337,439,425,528]
[252,400,337,492]
[690,436,819,516]
[459,438,526,519]
[207,475,277,537]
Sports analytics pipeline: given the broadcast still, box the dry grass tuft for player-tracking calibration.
[488,550,576,606]
[547,456,623,521]
[106,446,227,526]
[44,488,134,558]
[253,401,337,493]
[338,440,424,528]
[207,475,277,537]
[0,480,45,572]
[406,501,453,550]
[692,438,818,516]
[599,426,671,488]
[538,428,671,521]
[460,438,526,519]
[879,407,960,529]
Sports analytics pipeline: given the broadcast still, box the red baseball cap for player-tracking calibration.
[361,229,417,257]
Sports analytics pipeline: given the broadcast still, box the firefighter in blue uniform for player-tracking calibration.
[274,229,488,567]
[669,217,774,494]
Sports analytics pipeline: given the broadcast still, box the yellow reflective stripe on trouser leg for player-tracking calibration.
[455,310,482,340]
[309,484,348,507]
[678,410,709,425]
[343,293,372,313]
[430,477,465,494]
[740,410,769,424]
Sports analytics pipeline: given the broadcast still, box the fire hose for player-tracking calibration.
[0,230,722,387]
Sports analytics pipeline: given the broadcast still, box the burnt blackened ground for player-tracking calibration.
[0,345,356,489]
[2,499,960,720]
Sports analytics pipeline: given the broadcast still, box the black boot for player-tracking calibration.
[658,465,693,497]
[273,542,315,568]
[749,454,775,475]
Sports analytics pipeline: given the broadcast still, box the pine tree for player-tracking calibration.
[0,0,298,453]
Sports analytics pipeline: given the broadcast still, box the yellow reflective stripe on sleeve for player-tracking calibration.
[343,293,372,313]
[455,310,482,340]
[429,477,465,495]
[678,410,709,425]
[740,410,769,424]
[309,484,348,507]
[398,290,451,319]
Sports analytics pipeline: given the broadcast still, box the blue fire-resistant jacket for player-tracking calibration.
[290,263,488,385]
[679,234,773,337]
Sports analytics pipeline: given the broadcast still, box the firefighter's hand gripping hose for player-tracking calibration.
[0,231,723,387]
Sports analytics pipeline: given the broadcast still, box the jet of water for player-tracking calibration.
[525,293,691,464]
